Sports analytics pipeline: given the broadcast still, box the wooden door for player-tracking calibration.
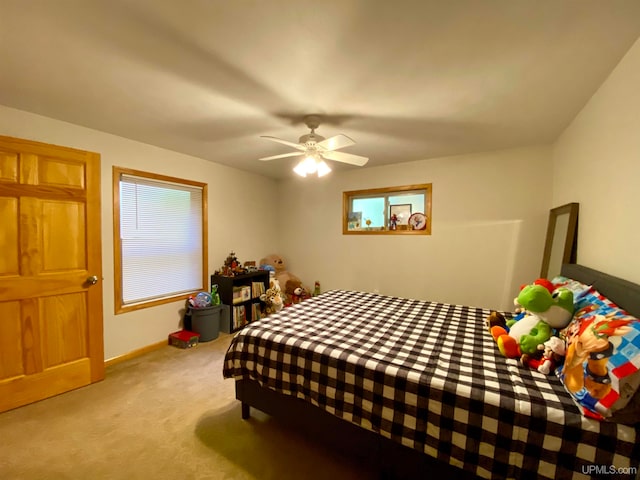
[0,135,104,412]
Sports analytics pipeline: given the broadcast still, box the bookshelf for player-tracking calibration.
[211,271,270,333]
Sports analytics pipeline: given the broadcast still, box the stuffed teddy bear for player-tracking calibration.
[488,282,574,359]
[260,254,308,304]
[284,279,309,305]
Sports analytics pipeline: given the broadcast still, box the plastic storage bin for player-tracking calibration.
[190,305,224,341]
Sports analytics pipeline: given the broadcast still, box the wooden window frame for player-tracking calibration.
[342,183,432,235]
[112,167,208,314]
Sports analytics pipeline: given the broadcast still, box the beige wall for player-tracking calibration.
[2,35,637,359]
[0,105,279,360]
[552,37,640,284]
[277,145,553,311]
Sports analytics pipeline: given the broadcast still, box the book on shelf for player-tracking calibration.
[252,302,261,321]
[232,286,252,304]
[252,281,265,298]
[241,285,251,302]
[232,305,246,329]
[232,287,242,304]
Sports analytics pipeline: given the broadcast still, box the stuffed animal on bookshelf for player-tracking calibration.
[488,282,574,359]
[260,254,308,300]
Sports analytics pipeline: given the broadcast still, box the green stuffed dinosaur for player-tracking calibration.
[490,284,574,358]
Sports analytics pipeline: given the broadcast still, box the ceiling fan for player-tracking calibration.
[259,115,369,177]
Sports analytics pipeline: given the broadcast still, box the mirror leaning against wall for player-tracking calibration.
[540,203,579,280]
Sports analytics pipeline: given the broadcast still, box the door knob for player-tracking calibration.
[86,275,99,285]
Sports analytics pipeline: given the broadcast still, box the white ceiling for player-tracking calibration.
[1,1,640,179]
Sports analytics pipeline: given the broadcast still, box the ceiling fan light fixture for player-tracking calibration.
[293,160,308,177]
[261,114,368,176]
[317,159,331,177]
[293,155,331,178]
[303,155,318,174]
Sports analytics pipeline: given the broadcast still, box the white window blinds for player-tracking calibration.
[119,174,203,305]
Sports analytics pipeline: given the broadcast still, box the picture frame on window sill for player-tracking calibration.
[347,211,362,231]
[389,204,412,225]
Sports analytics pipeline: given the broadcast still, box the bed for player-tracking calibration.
[223,264,640,479]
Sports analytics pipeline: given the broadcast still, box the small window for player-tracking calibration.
[343,184,432,235]
[113,167,208,313]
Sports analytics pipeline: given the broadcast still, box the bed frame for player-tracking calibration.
[234,264,640,478]
[561,263,640,317]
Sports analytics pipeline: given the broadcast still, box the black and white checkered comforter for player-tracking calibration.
[223,290,640,479]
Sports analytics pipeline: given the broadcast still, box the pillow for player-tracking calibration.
[552,274,612,319]
[551,275,592,299]
[557,293,640,423]
[572,288,617,317]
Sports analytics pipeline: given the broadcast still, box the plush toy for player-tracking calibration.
[522,336,566,374]
[260,278,283,316]
[260,254,308,303]
[489,283,574,359]
[285,279,309,305]
[529,278,555,295]
[513,278,555,314]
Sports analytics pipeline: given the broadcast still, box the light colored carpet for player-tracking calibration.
[0,333,378,480]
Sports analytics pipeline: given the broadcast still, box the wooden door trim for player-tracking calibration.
[86,150,104,381]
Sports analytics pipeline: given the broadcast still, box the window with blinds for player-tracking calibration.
[113,167,208,313]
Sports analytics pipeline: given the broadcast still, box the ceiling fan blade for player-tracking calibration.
[259,152,305,161]
[317,134,355,151]
[322,150,369,167]
[260,136,305,151]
